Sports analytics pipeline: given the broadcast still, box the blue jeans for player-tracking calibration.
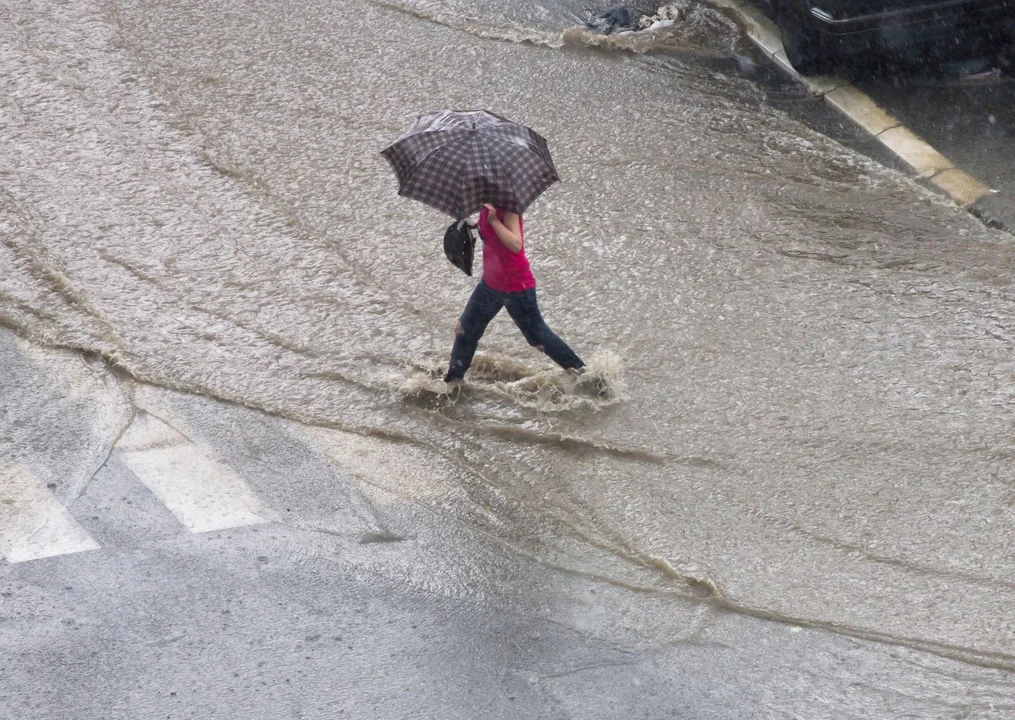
[445,280,584,382]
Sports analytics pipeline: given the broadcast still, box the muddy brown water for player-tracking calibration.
[2,0,1014,691]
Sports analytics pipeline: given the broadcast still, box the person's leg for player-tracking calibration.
[503,288,584,371]
[445,280,503,382]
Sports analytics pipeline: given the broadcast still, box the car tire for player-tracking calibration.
[778,6,827,75]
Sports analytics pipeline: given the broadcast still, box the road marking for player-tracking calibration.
[930,168,994,208]
[824,85,899,137]
[876,126,953,178]
[117,412,271,533]
[0,465,101,563]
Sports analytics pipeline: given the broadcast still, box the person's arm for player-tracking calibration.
[483,204,523,254]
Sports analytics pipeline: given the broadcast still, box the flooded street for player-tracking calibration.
[3,0,1015,714]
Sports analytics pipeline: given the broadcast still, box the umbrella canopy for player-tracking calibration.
[380,110,560,220]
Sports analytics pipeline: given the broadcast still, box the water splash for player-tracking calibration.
[393,349,626,412]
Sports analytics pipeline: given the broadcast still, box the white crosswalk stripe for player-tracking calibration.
[0,464,101,563]
[116,412,273,533]
[1,413,274,564]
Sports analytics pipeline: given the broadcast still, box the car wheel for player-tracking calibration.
[778,7,827,75]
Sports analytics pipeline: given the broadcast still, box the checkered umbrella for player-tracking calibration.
[380,110,560,220]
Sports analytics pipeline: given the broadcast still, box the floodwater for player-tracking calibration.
[2,0,1015,698]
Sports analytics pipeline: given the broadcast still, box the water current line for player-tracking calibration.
[7,0,1014,679]
[9,332,1015,674]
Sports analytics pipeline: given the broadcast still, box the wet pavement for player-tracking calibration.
[4,331,1015,719]
[857,68,1015,226]
[3,0,1015,716]
[776,26,1015,228]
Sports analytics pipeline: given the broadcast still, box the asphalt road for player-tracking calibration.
[4,330,1014,719]
[4,4,1015,717]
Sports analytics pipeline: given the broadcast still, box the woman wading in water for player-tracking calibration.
[445,203,585,383]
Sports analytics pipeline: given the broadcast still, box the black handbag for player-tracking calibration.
[443,220,476,276]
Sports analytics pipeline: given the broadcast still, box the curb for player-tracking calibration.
[708,0,998,210]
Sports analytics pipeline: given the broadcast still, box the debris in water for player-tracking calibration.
[586,4,688,35]
[586,7,634,35]
[636,3,688,29]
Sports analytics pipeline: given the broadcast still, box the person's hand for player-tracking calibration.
[483,203,497,213]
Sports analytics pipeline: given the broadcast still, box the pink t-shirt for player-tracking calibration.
[478,207,536,293]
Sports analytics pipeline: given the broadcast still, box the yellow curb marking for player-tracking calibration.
[715,2,996,206]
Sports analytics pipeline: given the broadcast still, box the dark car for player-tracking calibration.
[757,0,1015,73]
